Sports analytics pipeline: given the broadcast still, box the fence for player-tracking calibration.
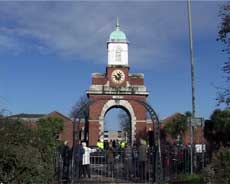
[54,144,207,184]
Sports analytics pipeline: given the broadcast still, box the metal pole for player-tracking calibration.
[71,117,76,184]
[189,117,193,174]
[187,0,196,175]
[201,118,205,169]
[187,0,196,117]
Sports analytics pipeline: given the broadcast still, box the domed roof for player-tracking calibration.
[109,18,127,42]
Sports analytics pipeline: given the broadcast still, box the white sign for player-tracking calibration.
[195,144,206,153]
[191,117,203,126]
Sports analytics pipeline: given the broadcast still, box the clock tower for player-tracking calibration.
[106,18,129,88]
[107,18,128,66]
[87,19,149,146]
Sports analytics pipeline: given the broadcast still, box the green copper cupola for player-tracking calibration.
[107,18,129,66]
[109,18,127,42]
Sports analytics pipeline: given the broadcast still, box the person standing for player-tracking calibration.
[61,141,71,181]
[132,142,139,178]
[74,140,84,179]
[82,142,97,178]
[124,144,132,179]
[96,138,104,150]
[106,143,114,177]
[138,139,147,180]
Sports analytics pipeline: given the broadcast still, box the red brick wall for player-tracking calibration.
[129,76,144,85]
[92,76,107,85]
[183,127,206,145]
[92,67,145,87]
[88,120,101,145]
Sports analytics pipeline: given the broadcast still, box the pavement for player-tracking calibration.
[76,175,154,184]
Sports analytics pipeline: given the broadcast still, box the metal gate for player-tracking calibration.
[54,144,198,184]
[54,98,163,184]
[55,146,157,184]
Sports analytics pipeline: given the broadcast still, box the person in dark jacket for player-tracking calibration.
[124,144,132,179]
[106,143,114,177]
[61,141,71,181]
[74,140,84,179]
[132,142,139,178]
[138,139,147,180]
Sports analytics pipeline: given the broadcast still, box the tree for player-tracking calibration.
[71,95,89,119]
[37,117,64,146]
[217,3,230,106]
[0,117,64,183]
[203,147,230,184]
[164,113,190,144]
[71,95,89,142]
[118,109,131,142]
[0,121,41,183]
[210,109,230,147]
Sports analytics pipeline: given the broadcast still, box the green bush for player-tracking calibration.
[176,173,204,184]
[203,147,230,184]
[0,118,64,184]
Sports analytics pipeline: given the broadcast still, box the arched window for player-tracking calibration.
[115,46,122,63]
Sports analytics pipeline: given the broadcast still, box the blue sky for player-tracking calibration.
[0,1,228,121]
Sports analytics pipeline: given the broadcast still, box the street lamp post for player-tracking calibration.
[187,0,196,174]
[187,0,196,117]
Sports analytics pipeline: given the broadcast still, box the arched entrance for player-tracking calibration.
[103,107,131,145]
[87,95,148,146]
[99,99,136,144]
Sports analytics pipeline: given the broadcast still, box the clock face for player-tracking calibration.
[111,69,125,84]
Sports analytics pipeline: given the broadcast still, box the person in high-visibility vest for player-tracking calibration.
[120,140,126,149]
[96,139,104,150]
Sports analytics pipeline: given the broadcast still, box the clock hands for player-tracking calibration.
[111,70,125,84]
[113,72,122,81]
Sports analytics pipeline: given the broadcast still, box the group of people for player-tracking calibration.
[74,141,97,179]
[60,138,151,181]
[60,140,97,181]
[104,138,149,180]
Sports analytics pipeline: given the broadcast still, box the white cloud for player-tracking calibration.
[0,1,221,68]
[0,33,21,55]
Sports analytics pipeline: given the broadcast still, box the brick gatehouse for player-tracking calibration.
[87,20,150,145]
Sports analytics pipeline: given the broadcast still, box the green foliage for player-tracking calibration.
[37,117,64,148]
[211,109,230,146]
[0,117,64,184]
[217,3,230,106]
[175,173,203,184]
[164,114,187,140]
[204,109,230,150]
[211,109,230,130]
[203,147,230,184]
[0,121,47,183]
